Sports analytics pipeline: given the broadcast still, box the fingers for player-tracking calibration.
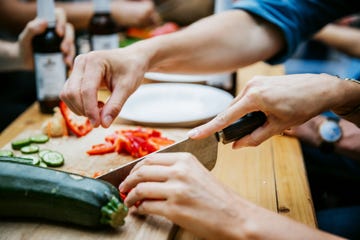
[61,23,75,67]
[19,19,47,44]
[119,154,177,192]
[188,97,256,140]
[55,8,67,37]
[60,54,88,116]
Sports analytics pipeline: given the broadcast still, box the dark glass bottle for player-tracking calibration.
[206,0,237,96]
[89,0,120,51]
[32,0,67,114]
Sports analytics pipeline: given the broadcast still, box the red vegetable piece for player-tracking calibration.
[87,143,115,155]
[59,101,93,137]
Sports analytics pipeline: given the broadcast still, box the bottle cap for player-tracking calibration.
[93,0,111,13]
[37,0,56,27]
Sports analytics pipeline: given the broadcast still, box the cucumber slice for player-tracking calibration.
[20,144,40,154]
[0,149,14,157]
[11,138,31,150]
[30,134,49,144]
[41,151,64,167]
[39,149,51,158]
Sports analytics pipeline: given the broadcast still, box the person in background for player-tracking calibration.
[60,0,360,238]
[154,0,214,26]
[0,0,159,35]
[0,9,74,71]
[0,8,74,131]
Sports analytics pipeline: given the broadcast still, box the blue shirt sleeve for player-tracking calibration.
[233,0,360,64]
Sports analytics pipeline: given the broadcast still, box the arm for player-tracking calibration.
[60,10,285,127]
[119,153,344,240]
[314,24,360,58]
[0,0,159,33]
[189,74,360,148]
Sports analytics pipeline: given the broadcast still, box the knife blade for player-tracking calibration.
[97,111,266,187]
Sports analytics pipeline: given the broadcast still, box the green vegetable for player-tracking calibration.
[0,160,128,228]
[20,144,40,154]
[0,149,14,157]
[41,151,64,167]
[11,138,31,150]
[30,134,49,144]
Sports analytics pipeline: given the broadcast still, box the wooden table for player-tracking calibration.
[0,62,316,239]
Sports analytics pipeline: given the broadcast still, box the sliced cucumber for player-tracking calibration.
[41,151,64,167]
[11,138,31,150]
[20,144,40,154]
[30,134,49,144]
[0,149,14,157]
[39,149,51,158]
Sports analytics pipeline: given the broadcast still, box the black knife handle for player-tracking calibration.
[215,111,267,144]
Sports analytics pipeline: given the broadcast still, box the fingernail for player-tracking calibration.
[187,128,200,138]
[103,115,113,127]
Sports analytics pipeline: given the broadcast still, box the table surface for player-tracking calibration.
[0,62,316,240]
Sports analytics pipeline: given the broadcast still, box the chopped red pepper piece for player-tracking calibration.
[59,101,93,137]
[87,127,175,157]
[86,143,115,155]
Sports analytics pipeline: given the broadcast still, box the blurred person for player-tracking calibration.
[0,9,74,131]
[0,0,160,35]
[60,0,360,238]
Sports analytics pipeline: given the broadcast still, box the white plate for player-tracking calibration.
[144,72,226,83]
[119,83,234,127]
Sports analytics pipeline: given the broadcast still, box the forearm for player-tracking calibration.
[0,40,22,71]
[205,193,344,240]
[135,10,285,74]
[314,24,360,57]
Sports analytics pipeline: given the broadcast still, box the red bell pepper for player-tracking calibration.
[59,101,93,137]
[86,143,116,155]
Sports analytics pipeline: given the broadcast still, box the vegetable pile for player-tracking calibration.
[87,127,175,158]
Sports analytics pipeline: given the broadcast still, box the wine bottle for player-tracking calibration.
[89,0,120,51]
[206,0,237,96]
[32,0,67,114]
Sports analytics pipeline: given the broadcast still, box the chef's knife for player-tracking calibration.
[97,111,266,187]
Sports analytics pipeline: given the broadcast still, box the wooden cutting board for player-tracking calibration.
[0,124,188,240]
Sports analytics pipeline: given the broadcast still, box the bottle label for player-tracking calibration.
[91,34,119,50]
[34,53,66,100]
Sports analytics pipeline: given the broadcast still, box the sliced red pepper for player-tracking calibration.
[59,101,93,137]
[149,22,179,37]
[126,27,151,39]
[87,143,115,155]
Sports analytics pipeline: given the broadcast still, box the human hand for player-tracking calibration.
[119,152,242,239]
[60,45,148,128]
[286,116,360,161]
[18,8,75,70]
[111,0,161,27]
[188,73,343,148]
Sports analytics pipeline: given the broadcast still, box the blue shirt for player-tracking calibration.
[233,0,360,64]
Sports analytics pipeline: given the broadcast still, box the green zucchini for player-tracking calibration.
[0,160,128,228]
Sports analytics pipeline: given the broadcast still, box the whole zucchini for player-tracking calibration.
[0,160,128,228]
